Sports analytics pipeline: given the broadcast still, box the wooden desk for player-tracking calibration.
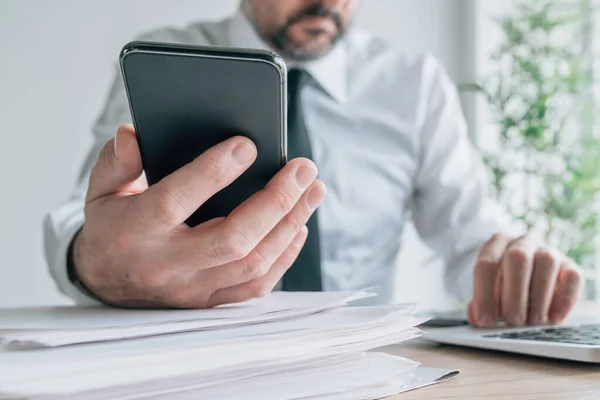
[381,303,600,399]
[382,340,600,399]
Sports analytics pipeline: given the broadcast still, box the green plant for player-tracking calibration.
[467,0,600,298]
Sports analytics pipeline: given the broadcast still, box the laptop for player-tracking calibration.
[421,312,600,363]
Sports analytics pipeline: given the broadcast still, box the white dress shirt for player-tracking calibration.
[44,10,514,306]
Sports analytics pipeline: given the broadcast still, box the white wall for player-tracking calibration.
[0,0,470,308]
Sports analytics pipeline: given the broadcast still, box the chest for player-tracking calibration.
[302,90,418,243]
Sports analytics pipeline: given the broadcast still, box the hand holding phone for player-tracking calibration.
[73,125,325,308]
[71,42,327,308]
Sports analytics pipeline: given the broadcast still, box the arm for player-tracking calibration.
[410,57,582,328]
[409,56,517,305]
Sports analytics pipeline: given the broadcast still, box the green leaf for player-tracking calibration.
[474,0,600,283]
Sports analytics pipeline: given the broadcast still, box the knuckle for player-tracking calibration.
[272,190,296,215]
[242,251,271,280]
[153,189,185,225]
[475,258,499,273]
[505,247,530,266]
[534,249,556,267]
[488,233,507,244]
[214,228,254,261]
[212,235,237,261]
[203,156,227,186]
[284,213,305,233]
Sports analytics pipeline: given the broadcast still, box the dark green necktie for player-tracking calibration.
[282,69,323,292]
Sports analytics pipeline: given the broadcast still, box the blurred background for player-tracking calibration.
[0,0,598,308]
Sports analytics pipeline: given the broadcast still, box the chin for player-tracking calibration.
[272,28,341,61]
[295,35,334,52]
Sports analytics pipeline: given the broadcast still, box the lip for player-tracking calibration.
[293,16,337,33]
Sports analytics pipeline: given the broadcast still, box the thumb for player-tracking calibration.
[86,124,143,202]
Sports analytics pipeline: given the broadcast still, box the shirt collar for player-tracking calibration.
[229,9,348,103]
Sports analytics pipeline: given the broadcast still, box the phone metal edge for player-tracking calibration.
[119,47,288,171]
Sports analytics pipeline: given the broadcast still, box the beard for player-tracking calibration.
[269,4,347,62]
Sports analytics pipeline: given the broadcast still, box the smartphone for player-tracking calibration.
[120,41,287,227]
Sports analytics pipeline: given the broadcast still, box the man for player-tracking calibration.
[45,0,582,327]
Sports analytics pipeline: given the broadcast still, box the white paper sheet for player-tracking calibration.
[0,290,458,400]
[0,291,375,349]
[0,353,458,400]
[313,367,460,400]
[136,353,419,400]
[0,308,427,394]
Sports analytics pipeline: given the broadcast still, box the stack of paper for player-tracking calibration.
[0,290,458,399]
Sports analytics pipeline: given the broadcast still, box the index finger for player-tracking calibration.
[472,233,511,327]
[132,136,257,233]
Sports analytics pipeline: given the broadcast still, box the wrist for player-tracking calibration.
[68,228,102,301]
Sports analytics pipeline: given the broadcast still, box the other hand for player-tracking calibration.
[468,233,583,327]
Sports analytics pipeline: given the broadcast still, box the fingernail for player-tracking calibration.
[113,132,120,160]
[295,165,318,188]
[231,141,255,165]
[307,184,326,211]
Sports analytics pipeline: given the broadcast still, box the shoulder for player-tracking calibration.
[342,30,465,149]
[345,29,454,93]
[133,18,231,46]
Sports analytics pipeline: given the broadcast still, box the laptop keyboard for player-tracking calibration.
[483,324,600,346]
